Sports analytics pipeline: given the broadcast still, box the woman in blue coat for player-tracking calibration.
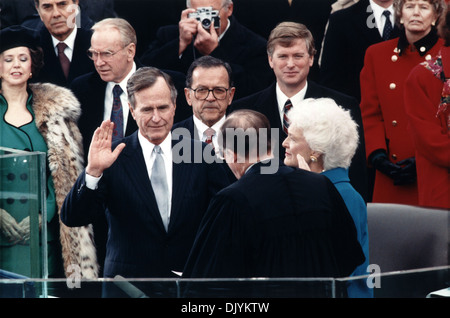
[282,97,372,298]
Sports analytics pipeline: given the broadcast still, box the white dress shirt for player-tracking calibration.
[369,0,395,37]
[276,81,308,124]
[193,115,226,150]
[51,26,77,61]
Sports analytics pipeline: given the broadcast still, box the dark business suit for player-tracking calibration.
[229,81,369,202]
[61,132,230,279]
[32,26,95,88]
[140,16,274,100]
[319,0,400,101]
[183,160,365,289]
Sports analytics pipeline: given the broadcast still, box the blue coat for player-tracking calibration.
[322,167,372,298]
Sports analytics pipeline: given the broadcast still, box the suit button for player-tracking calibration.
[391,154,398,160]
[391,55,398,62]
[6,173,15,181]
[392,120,398,127]
[425,54,432,61]
[389,83,396,90]
[20,173,28,181]
[6,198,14,205]
[420,46,426,53]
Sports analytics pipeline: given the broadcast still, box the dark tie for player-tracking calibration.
[283,99,293,134]
[111,85,124,142]
[204,128,215,145]
[382,10,393,41]
[57,42,70,79]
[151,145,169,232]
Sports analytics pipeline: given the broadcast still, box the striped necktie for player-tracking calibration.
[283,99,293,134]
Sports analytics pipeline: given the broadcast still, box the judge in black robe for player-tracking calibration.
[182,110,364,286]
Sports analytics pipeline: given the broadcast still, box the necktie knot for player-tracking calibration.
[153,145,162,154]
[284,99,293,111]
[204,127,215,145]
[57,42,67,54]
[113,85,123,98]
[382,10,391,19]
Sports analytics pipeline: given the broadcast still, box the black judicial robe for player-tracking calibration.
[182,160,365,279]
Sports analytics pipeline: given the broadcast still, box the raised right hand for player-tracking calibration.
[86,120,126,177]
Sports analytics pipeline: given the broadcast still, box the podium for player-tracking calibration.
[0,146,48,297]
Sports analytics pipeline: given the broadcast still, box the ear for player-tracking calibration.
[127,43,136,61]
[227,86,236,104]
[268,54,274,69]
[128,103,136,120]
[184,87,193,106]
[226,3,234,17]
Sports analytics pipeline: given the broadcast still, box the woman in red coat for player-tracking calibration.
[360,0,446,204]
[403,7,450,209]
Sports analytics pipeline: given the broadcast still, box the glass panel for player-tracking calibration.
[0,266,448,300]
[0,147,47,297]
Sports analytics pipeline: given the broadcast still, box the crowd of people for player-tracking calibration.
[0,0,449,298]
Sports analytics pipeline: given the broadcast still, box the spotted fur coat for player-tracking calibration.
[30,82,99,279]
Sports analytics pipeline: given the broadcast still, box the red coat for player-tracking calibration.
[360,31,444,204]
[404,46,450,209]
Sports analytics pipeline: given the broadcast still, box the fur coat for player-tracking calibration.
[30,82,99,279]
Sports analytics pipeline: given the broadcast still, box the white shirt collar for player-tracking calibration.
[218,18,231,41]
[369,0,394,35]
[106,62,137,100]
[139,131,172,155]
[276,81,308,116]
[193,115,226,140]
[52,27,77,59]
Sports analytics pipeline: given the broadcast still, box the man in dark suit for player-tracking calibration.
[182,109,365,291]
[140,0,274,101]
[319,0,398,101]
[229,21,369,202]
[61,67,230,288]
[70,18,187,277]
[173,56,235,150]
[30,0,95,88]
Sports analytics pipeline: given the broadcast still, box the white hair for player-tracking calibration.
[186,0,233,8]
[288,98,359,170]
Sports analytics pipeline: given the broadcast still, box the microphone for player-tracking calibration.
[113,275,149,298]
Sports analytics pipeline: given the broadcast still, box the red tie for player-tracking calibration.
[57,42,70,79]
[283,99,292,134]
[204,128,215,145]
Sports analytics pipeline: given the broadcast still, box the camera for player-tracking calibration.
[188,7,220,30]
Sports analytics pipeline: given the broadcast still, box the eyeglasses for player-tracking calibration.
[87,45,128,61]
[189,87,229,100]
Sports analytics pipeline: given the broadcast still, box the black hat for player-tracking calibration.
[0,25,39,54]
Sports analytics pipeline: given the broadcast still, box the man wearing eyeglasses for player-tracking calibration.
[140,0,274,101]
[173,56,235,151]
[31,0,95,88]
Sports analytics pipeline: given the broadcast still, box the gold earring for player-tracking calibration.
[29,73,32,78]
[432,21,436,26]
[310,155,317,163]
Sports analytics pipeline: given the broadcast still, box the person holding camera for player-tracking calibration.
[140,0,274,102]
